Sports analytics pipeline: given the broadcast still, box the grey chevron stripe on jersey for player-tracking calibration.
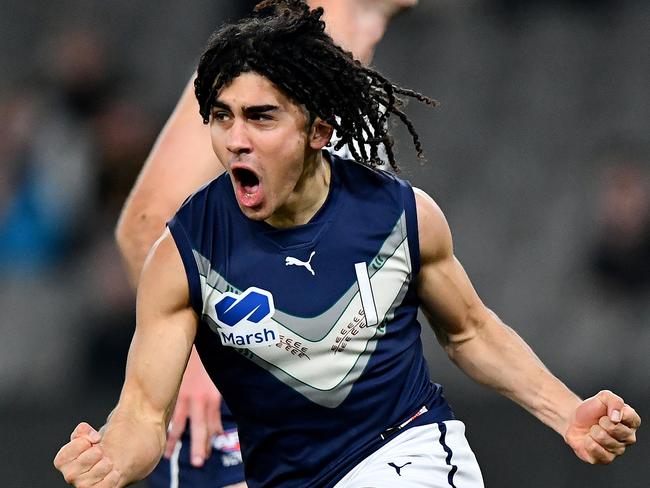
[200,269,412,409]
[192,211,410,341]
[191,212,414,408]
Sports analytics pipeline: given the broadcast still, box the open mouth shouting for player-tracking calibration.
[231,165,264,209]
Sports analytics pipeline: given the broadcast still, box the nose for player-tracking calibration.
[225,119,252,155]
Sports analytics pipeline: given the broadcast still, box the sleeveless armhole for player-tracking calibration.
[167,217,203,316]
[397,179,421,277]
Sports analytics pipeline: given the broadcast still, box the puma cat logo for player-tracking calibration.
[285,251,316,276]
[388,461,412,476]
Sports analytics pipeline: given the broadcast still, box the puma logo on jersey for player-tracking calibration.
[388,461,412,476]
[285,251,316,275]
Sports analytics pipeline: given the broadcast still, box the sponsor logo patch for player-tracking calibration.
[214,287,278,348]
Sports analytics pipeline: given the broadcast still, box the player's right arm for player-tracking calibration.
[115,74,227,468]
[115,76,224,287]
[54,230,197,487]
[413,188,640,464]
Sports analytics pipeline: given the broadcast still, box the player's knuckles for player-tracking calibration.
[608,423,637,444]
[53,447,69,469]
[91,457,114,477]
[589,425,608,443]
[75,479,94,488]
[617,430,637,445]
[62,469,75,484]
[62,466,86,485]
[626,431,637,444]
[598,389,621,403]
[589,425,624,450]
[61,466,87,484]
[598,415,637,444]
[57,437,93,464]
[70,422,91,439]
[77,446,104,466]
[598,415,615,430]
[622,405,641,429]
[76,458,114,486]
[97,469,122,488]
[584,437,615,464]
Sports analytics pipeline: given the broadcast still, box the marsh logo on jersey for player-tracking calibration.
[214,287,278,348]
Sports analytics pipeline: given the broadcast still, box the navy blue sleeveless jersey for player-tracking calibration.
[168,152,453,487]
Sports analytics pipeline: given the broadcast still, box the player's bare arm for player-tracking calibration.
[413,187,640,464]
[312,0,417,64]
[54,230,198,486]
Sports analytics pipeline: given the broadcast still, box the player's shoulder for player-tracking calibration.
[413,187,453,262]
[183,172,230,205]
[174,172,231,216]
[139,228,191,310]
[413,187,445,221]
[329,151,407,192]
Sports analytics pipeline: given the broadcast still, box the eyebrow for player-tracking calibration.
[212,100,279,115]
[244,104,279,116]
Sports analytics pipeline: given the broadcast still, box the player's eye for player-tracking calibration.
[249,113,273,121]
[212,110,230,121]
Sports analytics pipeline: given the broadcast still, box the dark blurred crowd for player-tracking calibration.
[591,146,650,294]
[0,28,157,396]
[0,29,153,272]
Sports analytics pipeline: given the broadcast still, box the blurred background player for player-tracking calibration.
[115,1,418,486]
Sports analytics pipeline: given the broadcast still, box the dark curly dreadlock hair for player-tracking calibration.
[195,0,437,171]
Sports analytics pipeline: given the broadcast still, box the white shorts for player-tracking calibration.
[334,421,484,488]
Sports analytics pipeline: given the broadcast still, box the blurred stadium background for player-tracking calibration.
[1,0,648,486]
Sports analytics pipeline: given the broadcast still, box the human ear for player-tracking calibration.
[308,117,333,150]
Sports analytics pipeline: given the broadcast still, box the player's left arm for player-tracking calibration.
[413,187,641,464]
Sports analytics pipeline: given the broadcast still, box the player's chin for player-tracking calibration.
[237,201,271,221]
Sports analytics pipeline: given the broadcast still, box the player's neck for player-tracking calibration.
[264,151,331,229]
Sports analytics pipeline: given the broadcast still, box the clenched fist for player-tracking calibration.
[565,390,641,464]
[54,422,123,487]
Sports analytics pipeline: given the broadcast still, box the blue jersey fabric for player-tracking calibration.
[168,151,453,487]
